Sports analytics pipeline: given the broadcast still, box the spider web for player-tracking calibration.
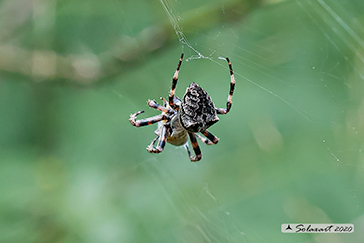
[129,0,364,242]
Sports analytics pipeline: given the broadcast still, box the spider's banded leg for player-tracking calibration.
[195,133,215,145]
[216,57,236,115]
[188,132,202,162]
[148,100,175,115]
[146,135,159,151]
[169,53,184,109]
[147,125,171,153]
[129,111,169,127]
[184,143,193,158]
[201,130,219,144]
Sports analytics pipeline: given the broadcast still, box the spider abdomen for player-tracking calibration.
[180,82,219,133]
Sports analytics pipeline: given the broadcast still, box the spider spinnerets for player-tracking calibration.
[129,53,236,162]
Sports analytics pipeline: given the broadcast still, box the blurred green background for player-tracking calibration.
[1,0,364,242]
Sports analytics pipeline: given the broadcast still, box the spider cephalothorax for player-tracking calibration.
[129,53,236,162]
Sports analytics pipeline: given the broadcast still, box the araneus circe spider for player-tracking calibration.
[129,53,236,162]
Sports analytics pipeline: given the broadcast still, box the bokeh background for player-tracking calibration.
[1,0,364,242]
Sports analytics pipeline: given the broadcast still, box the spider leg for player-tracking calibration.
[188,132,202,162]
[129,111,169,127]
[215,57,236,115]
[147,100,175,115]
[147,124,171,153]
[147,135,159,151]
[169,53,184,109]
[195,133,215,145]
[201,130,219,144]
[184,143,193,158]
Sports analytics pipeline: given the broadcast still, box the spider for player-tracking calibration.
[129,53,236,162]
